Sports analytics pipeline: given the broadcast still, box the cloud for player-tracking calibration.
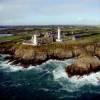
[0,0,100,25]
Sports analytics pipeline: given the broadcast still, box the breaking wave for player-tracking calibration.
[0,54,100,100]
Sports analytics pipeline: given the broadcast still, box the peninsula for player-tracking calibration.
[0,25,100,76]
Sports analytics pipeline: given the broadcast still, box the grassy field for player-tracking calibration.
[0,27,100,48]
[0,34,31,42]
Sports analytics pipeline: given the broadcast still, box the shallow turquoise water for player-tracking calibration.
[0,54,100,100]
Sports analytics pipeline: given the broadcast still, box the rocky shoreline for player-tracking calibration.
[66,55,100,77]
[0,41,100,76]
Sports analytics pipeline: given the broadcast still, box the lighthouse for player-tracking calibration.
[72,31,76,40]
[31,34,38,46]
[56,27,62,42]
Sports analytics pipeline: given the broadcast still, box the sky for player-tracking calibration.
[0,0,100,25]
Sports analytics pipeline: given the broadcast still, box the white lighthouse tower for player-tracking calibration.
[72,31,76,40]
[56,27,62,42]
[31,34,38,46]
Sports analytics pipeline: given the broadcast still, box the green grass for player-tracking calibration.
[80,33,100,42]
[0,34,31,41]
[0,32,100,52]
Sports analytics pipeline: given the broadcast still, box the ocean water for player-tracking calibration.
[0,54,100,100]
[0,34,13,37]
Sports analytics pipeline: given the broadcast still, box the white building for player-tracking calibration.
[72,31,76,40]
[23,34,38,46]
[31,35,38,46]
[56,27,62,42]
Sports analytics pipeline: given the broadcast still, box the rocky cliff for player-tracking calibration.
[0,41,100,70]
[66,55,100,77]
[66,42,100,76]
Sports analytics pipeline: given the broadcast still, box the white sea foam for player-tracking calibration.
[1,56,100,90]
[0,59,24,72]
[39,88,50,92]
[0,64,24,72]
[52,59,100,92]
[0,59,59,72]
[52,59,74,80]
[0,54,10,58]
[0,57,74,73]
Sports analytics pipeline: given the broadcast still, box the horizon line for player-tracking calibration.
[0,24,100,26]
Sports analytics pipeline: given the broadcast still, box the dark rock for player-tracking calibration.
[66,55,100,77]
[1,41,100,69]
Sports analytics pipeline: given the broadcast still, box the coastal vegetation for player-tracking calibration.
[0,34,31,41]
[0,26,100,75]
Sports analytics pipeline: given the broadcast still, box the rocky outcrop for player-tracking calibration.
[95,47,100,59]
[52,49,73,59]
[0,41,16,55]
[13,46,74,66]
[66,55,100,77]
[0,40,100,76]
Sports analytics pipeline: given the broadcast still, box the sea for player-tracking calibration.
[0,27,13,37]
[0,54,100,100]
[0,34,13,37]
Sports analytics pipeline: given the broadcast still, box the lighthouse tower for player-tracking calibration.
[56,27,62,42]
[31,34,38,46]
[72,31,76,40]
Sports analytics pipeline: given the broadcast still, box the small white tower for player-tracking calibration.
[72,31,76,40]
[56,27,62,42]
[31,34,38,46]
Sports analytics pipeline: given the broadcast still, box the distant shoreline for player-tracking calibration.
[0,34,13,37]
